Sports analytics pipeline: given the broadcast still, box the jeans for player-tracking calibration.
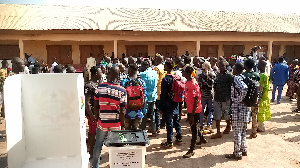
[200,97,213,127]
[155,100,163,128]
[92,128,108,168]
[147,101,159,133]
[165,112,182,143]
[272,85,284,103]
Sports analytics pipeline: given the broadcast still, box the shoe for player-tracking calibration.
[293,109,300,113]
[271,99,274,102]
[277,102,280,104]
[175,139,182,145]
[211,133,222,139]
[242,152,247,156]
[205,126,214,134]
[225,154,242,160]
[223,127,231,134]
[250,133,257,138]
[156,129,161,134]
[161,142,173,149]
[183,150,195,158]
[257,129,265,133]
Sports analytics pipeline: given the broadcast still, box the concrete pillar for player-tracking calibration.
[196,40,200,56]
[19,39,24,59]
[114,40,118,58]
[268,41,273,61]
[72,44,80,64]
[218,44,224,59]
[279,44,285,57]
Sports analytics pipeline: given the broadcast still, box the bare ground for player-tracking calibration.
[0,86,300,168]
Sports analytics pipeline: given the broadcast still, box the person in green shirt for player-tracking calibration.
[242,59,260,138]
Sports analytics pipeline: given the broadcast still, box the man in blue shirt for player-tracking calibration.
[270,57,289,104]
[139,60,159,136]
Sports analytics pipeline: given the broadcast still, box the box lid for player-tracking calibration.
[104,130,150,147]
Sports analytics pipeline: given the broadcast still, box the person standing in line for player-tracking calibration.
[154,55,166,129]
[139,60,158,136]
[182,65,207,158]
[198,61,216,133]
[211,59,234,139]
[242,59,260,138]
[257,60,271,131]
[50,57,58,73]
[159,59,182,149]
[225,63,251,160]
[92,66,127,168]
[84,66,101,159]
[270,57,289,104]
[121,64,148,130]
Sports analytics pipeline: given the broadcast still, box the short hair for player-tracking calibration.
[235,62,244,72]
[141,60,150,68]
[128,64,138,72]
[90,66,99,76]
[184,55,191,64]
[53,64,63,73]
[183,64,194,74]
[244,59,255,69]
[1,60,7,66]
[278,57,284,63]
[164,59,174,70]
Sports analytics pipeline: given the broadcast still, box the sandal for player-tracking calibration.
[293,109,300,113]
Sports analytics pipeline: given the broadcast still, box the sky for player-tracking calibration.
[1,0,300,15]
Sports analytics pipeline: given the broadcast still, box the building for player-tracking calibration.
[1,4,300,65]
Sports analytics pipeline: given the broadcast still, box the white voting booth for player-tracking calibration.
[4,74,89,168]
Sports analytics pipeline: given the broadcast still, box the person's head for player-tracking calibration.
[141,60,150,72]
[128,56,135,64]
[100,65,107,74]
[217,58,227,73]
[107,65,120,82]
[12,57,25,74]
[202,61,211,72]
[128,64,138,77]
[25,53,29,59]
[278,57,284,63]
[193,56,200,68]
[182,64,194,80]
[137,57,143,64]
[53,64,63,73]
[1,60,8,68]
[52,57,57,62]
[104,56,111,63]
[174,56,181,65]
[244,59,255,71]
[155,55,163,65]
[122,58,128,66]
[177,60,185,69]
[113,58,119,64]
[90,66,102,80]
[164,58,174,72]
[118,64,125,73]
[66,66,76,73]
[258,60,267,72]
[210,57,217,66]
[184,55,192,65]
[233,62,244,75]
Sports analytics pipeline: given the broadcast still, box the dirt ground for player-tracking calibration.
[0,86,300,168]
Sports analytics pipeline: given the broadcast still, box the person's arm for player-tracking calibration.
[285,66,289,83]
[94,97,99,124]
[85,95,96,122]
[270,66,275,80]
[119,105,126,130]
[192,96,198,115]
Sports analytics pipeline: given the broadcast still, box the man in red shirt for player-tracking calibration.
[182,64,207,158]
[92,66,127,168]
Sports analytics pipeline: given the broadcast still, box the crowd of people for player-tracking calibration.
[0,49,297,167]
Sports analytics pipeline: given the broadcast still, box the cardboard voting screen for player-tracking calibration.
[5,74,88,168]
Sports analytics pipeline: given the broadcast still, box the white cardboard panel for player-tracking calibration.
[5,75,26,168]
[5,74,88,168]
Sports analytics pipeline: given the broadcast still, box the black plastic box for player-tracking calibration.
[104,130,150,147]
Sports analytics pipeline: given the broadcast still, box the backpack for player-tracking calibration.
[124,78,145,110]
[242,77,261,107]
[168,74,185,102]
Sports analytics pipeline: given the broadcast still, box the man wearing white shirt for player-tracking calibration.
[50,57,58,73]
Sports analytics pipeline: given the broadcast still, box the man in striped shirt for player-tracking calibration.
[92,66,127,168]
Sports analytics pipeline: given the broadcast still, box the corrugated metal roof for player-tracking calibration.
[1,4,300,33]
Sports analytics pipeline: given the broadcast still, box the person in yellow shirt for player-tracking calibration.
[154,55,166,130]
